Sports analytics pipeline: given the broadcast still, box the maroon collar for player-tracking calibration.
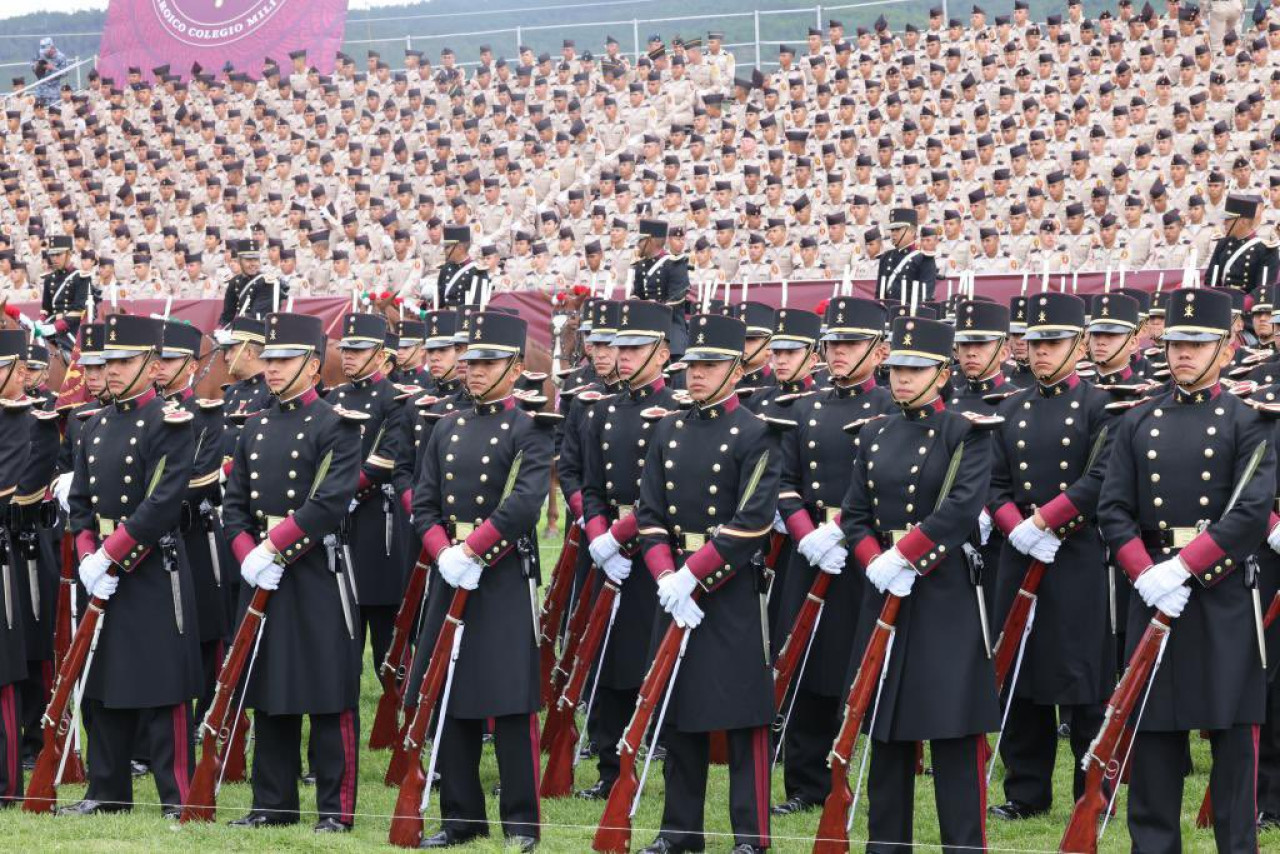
[1037,371,1080,397]
[1174,382,1221,405]
[903,395,945,420]
[115,387,157,412]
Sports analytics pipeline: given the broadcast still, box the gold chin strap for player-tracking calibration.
[1035,331,1082,384]
[779,342,817,385]
[1090,329,1135,373]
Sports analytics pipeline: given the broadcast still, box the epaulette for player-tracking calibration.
[0,397,34,410]
[515,390,549,409]
[1076,367,1097,379]
[576,389,615,405]
[1143,347,1163,358]
[394,390,418,402]
[641,406,676,421]
[415,394,442,408]
[31,408,60,421]
[957,411,1005,430]
[758,415,797,432]
[561,382,598,399]
[1244,397,1280,419]
[76,407,103,420]
[1105,397,1155,413]
[982,389,1022,404]
[1227,363,1256,378]
[522,370,548,383]
[671,390,694,407]
[196,398,224,410]
[333,406,371,422]
[532,411,565,427]
[774,391,816,405]
[394,383,425,396]
[163,406,194,424]
[666,361,688,373]
[735,386,759,397]
[1150,366,1171,379]
[842,413,888,435]
[1100,382,1156,396]
[554,365,580,379]
[1225,379,1258,397]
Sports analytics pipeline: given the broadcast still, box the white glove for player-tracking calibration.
[866,548,911,593]
[602,552,632,584]
[657,567,699,611]
[1008,516,1044,556]
[978,509,992,546]
[54,473,73,514]
[457,554,484,590]
[817,545,847,575]
[437,544,476,589]
[240,543,277,588]
[1027,530,1061,564]
[886,567,917,598]
[589,531,622,565]
[89,572,119,600]
[256,560,285,591]
[1154,585,1191,619]
[670,596,704,629]
[772,510,788,535]
[78,548,111,595]
[1134,557,1191,609]
[1269,522,1280,555]
[797,521,844,566]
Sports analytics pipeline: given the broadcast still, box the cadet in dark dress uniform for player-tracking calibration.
[631,220,691,359]
[1205,194,1279,298]
[395,310,467,514]
[985,292,1116,820]
[635,313,782,854]
[223,312,364,832]
[839,314,999,853]
[772,299,895,816]
[410,311,555,851]
[329,313,406,679]
[949,300,1012,415]
[39,235,91,356]
[1086,293,1144,389]
[0,329,36,806]
[579,300,679,800]
[437,226,489,309]
[1099,287,1275,854]
[218,241,281,326]
[216,317,270,467]
[1004,296,1035,389]
[1252,378,1280,833]
[731,302,777,412]
[63,315,200,818]
[390,318,432,389]
[877,208,937,303]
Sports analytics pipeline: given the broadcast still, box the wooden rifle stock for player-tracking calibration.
[220,710,249,783]
[993,560,1046,693]
[592,621,687,853]
[23,573,114,813]
[181,586,272,822]
[773,572,833,712]
[388,588,471,847]
[765,530,786,570]
[542,580,620,798]
[51,531,85,784]
[812,595,902,854]
[1059,613,1172,853]
[370,549,432,749]
[539,525,582,705]
[546,567,599,716]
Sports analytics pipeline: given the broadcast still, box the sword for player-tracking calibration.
[325,534,356,639]
[1247,555,1268,670]
[1107,553,1117,635]
[340,539,360,605]
[160,534,184,635]
[200,500,221,587]
[963,542,992,658]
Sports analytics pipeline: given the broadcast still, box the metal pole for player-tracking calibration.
[516,25,522,60]
[632,18,641,63]
[816,4,823,29]
[943,0,950,26]
[754,11,761,70]
[74,56,81,90]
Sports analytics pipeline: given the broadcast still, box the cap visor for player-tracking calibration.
[459,347,519,361]
[953,332,1004,343]
[1086,322,1134,334]
[586,332,616,344]
[339,340,379,350]
[612,333,664,347]
[261,346,312,359]
[102,348,150,361]
[1024,329,1079,341]
[821,331,878,342]
[78,354,106,366]
[885,353,946,368]
[1161,330,1225,342]
[769,340,810,351]
[682,349,738,362]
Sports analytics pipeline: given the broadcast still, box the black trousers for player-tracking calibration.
[658,726,771,851]
[437,712,541,841]
[999,697,1103,809]
[0,684,21,805]
[84,700,191,811]
[360,604,397,681]
[18,661,51,759]
[590,685,635,789]
[1259,672,1280,816]
[251,709,358,825]
[782,688,840,805]
[1129,726,1258,854]
[868,735,985,854]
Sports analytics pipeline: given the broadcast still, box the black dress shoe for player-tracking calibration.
[1259,810,1280,831]
[314,817,352,833]
[21,753,36,771]
[1057,722,1071,739]
[506,835,538,852]
[639,838,690,854]
[575,779,612,800]
[770,795,817,816]
[418,829,483,848]
[130,760,150,777]
[228,810,297,828]
[162,808,182,820]
[646,744,667,762]
[989,800,1049,821]
[57,800,131,817]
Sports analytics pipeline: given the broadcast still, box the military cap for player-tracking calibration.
[638,219,669,240]
[1208,287,1246,316]
[223,316,267,346]
[339,313,390,350]
[613,300,671,347]
[884,315,953,367]
[770,308,821,350]
[1250,282,1276,314]
[1162,288,1231,341]
[730,301,775,339]
[160,319,204,358]
[0,330,25,365]
[587,300,621,344]
[1224,193,1263,219]
[822,297,886,341]
[1113,287,1152,317]
[459,311,527,361]
[1087,293,1140,334]
[25,343,48,368]
[262,312,326,360]
[1024,292,1086,341]
[77,322,106,366]
[684,313,746,362]
[237,239,261,260]
[103,314,164,360]
[887,208,917,230]
[46,234,72,253]
[443,224,471,245]
[396,319,426,348]
[425,310,460,349]
[953,299,1010,342]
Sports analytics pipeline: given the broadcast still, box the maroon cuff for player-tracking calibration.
[464,519,508,565]
[102,523,140,566]
[684,542,726,581]
[75,530,97,561]
[610,512,639,545]
[853,534,883,569]
[785,508,816,541]
[991,502,1023,537]
[896,527,940,574]
[222,458,234,477]
[54,318,68,334]
[231,532,256,564]
[644,542,676,580]
[567,491,584,519]
[1180,531,1227,582]
[423,525,450,562]
[401,489,413,513]
[1039,493,1083,537]
[585,515,610,542]
[1116,537,1155,583]
[356,471,373,493]
[267,516,309,563]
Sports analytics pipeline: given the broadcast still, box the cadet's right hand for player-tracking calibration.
[89,573,119,601]
[866,548,910,594]
[437,545,473,588]
[817,546,847,575]
[1154,585,1190,619]
[978,509,993,546]
[798,522,843,566]
[602,552,632,584]
[78,548,111,595]
[241,543,277,589]
[670,596,704,629]
[589,531,621,565]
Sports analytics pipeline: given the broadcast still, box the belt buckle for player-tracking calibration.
[886,529,908,545]
[616,503,634,518]
[1169,527,1197,549]
[822,507,840,524]
[682,532,706,552]
[96,518,116,537]
[455,521,476,541]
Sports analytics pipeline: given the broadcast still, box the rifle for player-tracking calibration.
[541,579,620,798]
[49,530,85,784]
[369,547,432,750]
[772,572,832,726]
[545,566,599,724]
[980,559,1047,775]
[538,524,582,705]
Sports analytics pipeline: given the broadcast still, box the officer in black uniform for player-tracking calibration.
[731,301,777,412]
[631,219,691,359]
[39,235,91,357]
[1205,194,1279,298]
[222,312,364,832]
[578,300,679,800]
[218,241,281,326]
[409,310,555,851]
[63,314,201,818]
[1005,296,1035,389]
[0,329,36,806]
[985,292,1116,820]
[877,208,937,303]
[635,312,783,854]
[329,313,406,679]
[437,225,489,308]
[839,313,999,852]
[1099,286,1275,854]
[771,298,895,817]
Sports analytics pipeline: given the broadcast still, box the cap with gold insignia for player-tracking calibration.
[1009,295,1029,334]
[770,308,822,350]
[1024,292,1086,341]
[459,311,527,361]
[25,343,48,368]
[443,224,471,245]
[1162,288,1231,342]
[78,322,106,366]
[103,314,164,360]
[884,315,953,367]
[613,300,671,347]
[587,300,621,344]
[1086,293,1139,334]
[683,313,746,362]
[729,301,775,338]
[262,312,325,360]
[953,299,1010,342]
[424,310,459,349]
[396,318,426,349]
[821,296,886,342]
[160,319,204,358]
[339,312,389,350]
[0,329,25,365]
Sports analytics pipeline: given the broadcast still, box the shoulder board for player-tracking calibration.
[415,394,443,408]
[1105,397,1155,413]
[982,389,1022,404]
[1245,398,1280,419]
[515,390,549,408]
[76,407,103,421]
[532,412,565,427]
[1240,349,1274,366]
[333,406,372,422]
[32,409,60,422]
[641,406,676,421]
[1100,382,1157,396]
[562,382,598,398]
[671,390,694,407]
[1150,367,1171,380]
[576,390,615,404]
[1143,347,1163,358]
[163,407,194,425]
[1225,379,1258,397]
[757,415,797,432]
[775,391,817,404]
[394,383,425,395]
[197,398,224,410]
[735,386,760,397]
[1076,367,1097,379]
[842,413,889,435]
[957,411,1005,430]
[554,366,579,380]
[394,390,419,402]
[0,398,34,410]
[521,370,549,383]
[666,361,688,373]
[1227,364,1256,379]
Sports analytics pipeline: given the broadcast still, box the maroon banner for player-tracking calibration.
[97,0,348,83]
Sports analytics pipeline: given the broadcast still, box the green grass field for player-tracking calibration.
[2,529,1275,852]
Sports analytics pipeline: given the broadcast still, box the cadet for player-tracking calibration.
[838,313,998,852]
[216,316,271,466]
[436,225,488,308]
[396,310,466,512]
[730,301,777,411]
[1205,194,1279,298]
[1005,296,1035,389]
[579,300,679,800]
[218,241,280,326]
[877,208,937,302]
[949,299,1012,415]
[773,298,894,816]
[986,292,1115,820]
[635,312,782,854]
[64,314,200,818]
[410,311,555,851]
[390,318,431,388]
[631,219,691,358]
[1086,293,1144,388]
[1099,287,1275,854]
[222,312,364,831]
